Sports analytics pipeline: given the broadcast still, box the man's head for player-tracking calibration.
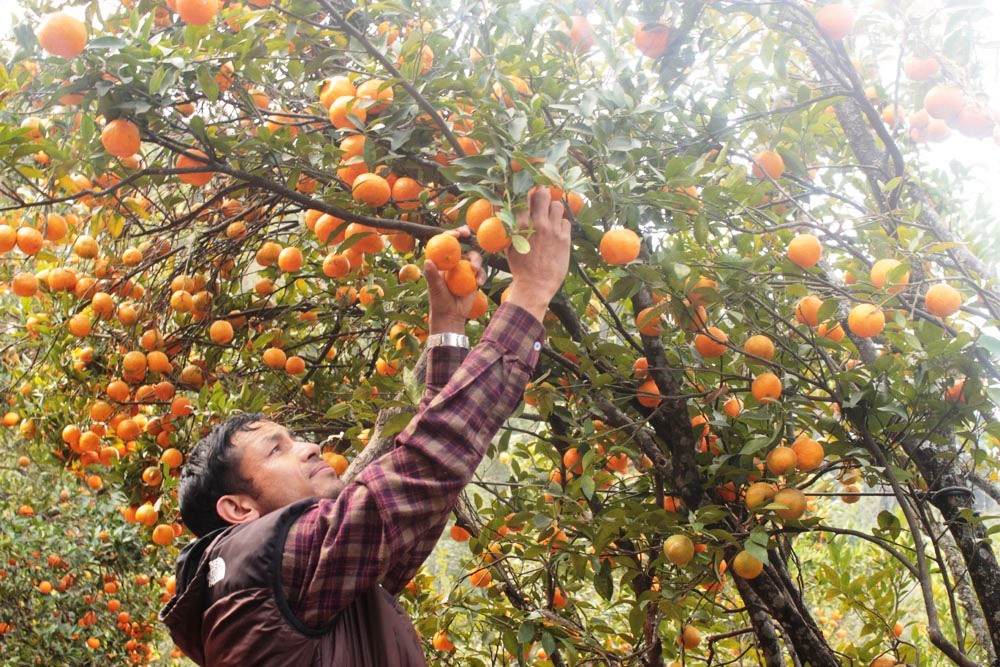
[178,414,346,537]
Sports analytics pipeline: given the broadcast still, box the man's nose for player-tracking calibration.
[295,439,321,460]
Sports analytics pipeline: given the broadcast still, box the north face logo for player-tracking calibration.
[207,557,226,587]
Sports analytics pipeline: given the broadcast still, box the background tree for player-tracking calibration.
[0,0,998,665]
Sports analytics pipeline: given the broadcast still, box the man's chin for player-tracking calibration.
[316,477,347,500]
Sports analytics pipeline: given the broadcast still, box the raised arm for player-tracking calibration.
[279,189,571,628]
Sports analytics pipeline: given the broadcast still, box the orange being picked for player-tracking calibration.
[464,198,495,232]
[476,216,511,253]
[37,12,88,58]
[599,228,641,265]
[444,260,478,297]
[351,173,391,207]
[425,233,461,271]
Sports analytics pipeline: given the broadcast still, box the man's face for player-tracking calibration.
[231,420,346,515]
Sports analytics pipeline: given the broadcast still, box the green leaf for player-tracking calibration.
[517,621,536,644]
[594,559,614,600]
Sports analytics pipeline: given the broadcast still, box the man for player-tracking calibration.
[159,188,572,666]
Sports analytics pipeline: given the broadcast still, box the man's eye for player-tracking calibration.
[270,444,281,455]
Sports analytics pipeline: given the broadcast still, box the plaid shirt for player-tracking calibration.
[280,303,544,627]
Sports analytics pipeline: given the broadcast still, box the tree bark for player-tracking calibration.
[734,574,786,667]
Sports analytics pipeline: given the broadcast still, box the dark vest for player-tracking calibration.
[159,499,427,667]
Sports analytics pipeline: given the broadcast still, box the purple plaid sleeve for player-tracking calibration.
[281,303,544,628]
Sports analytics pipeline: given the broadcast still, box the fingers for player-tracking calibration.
[445,225,472,239]
[528,186,551,225]
[466,251,487,286]
[423,259,444,289]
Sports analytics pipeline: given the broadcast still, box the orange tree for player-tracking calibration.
[0,0,999,665]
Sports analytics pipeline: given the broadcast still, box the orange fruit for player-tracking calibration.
[723,395,744,417]
[344,223,384,254]
[633,20,670,58]
[176,0,220,25]
[390,177,422,210]
[745,481,776,511]
[870,259,909,292]
[398,263,421,283]
[101,119,141,158]
[773,487,807,521]
[766,446,797,474]
[685,275,718,307]
[338,134,366,158]
[352,173,391,207]
[314,214,346,245]
[847,303,885,338]
[599,228,641,265]
[320,76,356,109]
[277,246,304,272]
[444,259,478,297]
[815,3,854,41]
[904,57,940,82]
[637,378,662,408]
[68,312,91,337]
[467,290,489,319]
[160,448,183,468]
[636,307,665,336]
[358,285,383,306]
[743,334,774,361]
[791,434,824,471]
[106,380,130,403]
[16,227,43,255]
[209,320,234,344]
[924,283,962,318]
[356,79,394,114]
[476,216,511,253]
[122,350,147,375]
[464,198,495,232]
[732,550,764,579]
[751,372,782,403]
[151,524,174,547]
[432,630,456,652]
[924,85,964,121]
[663,534,694,566]
[329,95,367,130]
[425,233,461,271]
[0,225,16,252]
[322,252,350,278]
[469,568,492,587]
[752,150,784,179]
[170,395,194,418]
[175,150,214,187]
[787,233,822,268]
[11,272,39,297]
[263,347,287,370]
[680,625,701,649]
[694,326,728,358]
[794,295,824,327]
[285,355,306,375]
[37,12,88,58]
[816,321,845,342]
[449,525,471,542]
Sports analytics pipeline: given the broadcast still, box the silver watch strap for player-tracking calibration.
[425,332,470,349]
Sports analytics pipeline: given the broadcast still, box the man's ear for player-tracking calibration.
[216,494,261,526]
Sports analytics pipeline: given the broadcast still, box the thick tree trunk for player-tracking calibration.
[734,575,786,667]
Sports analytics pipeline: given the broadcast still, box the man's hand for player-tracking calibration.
[504,187,572,323]
[424,226,485,334]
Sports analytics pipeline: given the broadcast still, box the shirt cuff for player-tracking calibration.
[480,302,545,368]
[426,345,468,387]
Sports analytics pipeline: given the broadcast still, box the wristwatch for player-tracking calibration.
[425,332,470,349]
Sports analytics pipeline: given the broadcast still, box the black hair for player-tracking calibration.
[178,412,265,537]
